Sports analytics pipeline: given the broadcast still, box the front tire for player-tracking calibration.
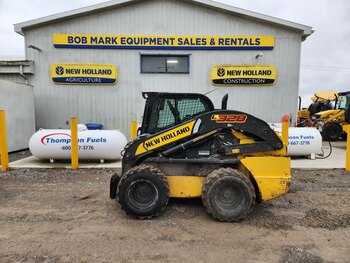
[323,123,342,141]
[117,165,169,219]
[202,168,255,222]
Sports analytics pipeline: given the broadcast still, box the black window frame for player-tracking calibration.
[140,54,190,74]
[140,92,214,135]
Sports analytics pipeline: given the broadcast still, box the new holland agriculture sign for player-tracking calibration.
[53,34,275,50]
[50,64,118,84]
[211,65,277,86]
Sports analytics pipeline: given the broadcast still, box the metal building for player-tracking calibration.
[0,61,34,84]
[13,0,313,137]
[0,79,35,152]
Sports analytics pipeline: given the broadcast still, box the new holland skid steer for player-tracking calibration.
[110,92,291,222]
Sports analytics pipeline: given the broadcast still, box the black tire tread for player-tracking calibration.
[116,165,169,219]
[202,167,256,222]
[323,123,342,141]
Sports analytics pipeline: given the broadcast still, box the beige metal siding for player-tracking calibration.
[24,0,302,136]
[0,79,35,151]
[0,74,27,84]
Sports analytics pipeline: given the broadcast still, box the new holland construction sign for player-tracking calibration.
[210,65,277,86]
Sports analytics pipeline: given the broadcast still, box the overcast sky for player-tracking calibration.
[0,0,349,106]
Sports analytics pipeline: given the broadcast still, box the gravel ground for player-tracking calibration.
[0,166,349,263]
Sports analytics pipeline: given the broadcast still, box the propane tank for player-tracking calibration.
[269,124,322,156]
[287,127,322,156]
[29,125,127,161]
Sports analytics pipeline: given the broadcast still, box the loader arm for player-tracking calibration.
[122,109,283,171]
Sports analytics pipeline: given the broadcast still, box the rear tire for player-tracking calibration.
[323,123,342,141]
[202,168,255,222]
[117,165,169,219]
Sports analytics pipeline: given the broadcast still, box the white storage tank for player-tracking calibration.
[269,123,322,157]
[29,124,127,161]
[287,128,323,156]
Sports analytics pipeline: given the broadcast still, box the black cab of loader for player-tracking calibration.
[139,92,215,135]
[335,91,350,122]
[110,92,290,222]
[338,91,350,129]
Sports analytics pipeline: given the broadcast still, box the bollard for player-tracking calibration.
[282,115,289,147]
[0,110,9,171]
[70,117,79,170]
[130,121,138,139]
[346,125,350,172]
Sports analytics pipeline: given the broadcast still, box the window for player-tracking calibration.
[147,96,210,134]
[335,95,349,109]
[141,55,190,74]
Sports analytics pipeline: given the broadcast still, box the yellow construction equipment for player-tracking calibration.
[298,90,337,126]
[110,92,290,222]
[315,91,350,141]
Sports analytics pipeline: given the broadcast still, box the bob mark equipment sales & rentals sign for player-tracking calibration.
[53,34,274,50]
[211,65,277,86]
[50,64,118,84]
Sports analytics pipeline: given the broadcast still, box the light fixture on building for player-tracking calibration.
[255,52,263,59]
[167,60,178,64]
[27,45,42,52]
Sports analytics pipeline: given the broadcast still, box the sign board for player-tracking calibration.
[211,65,277,86]
[53,34,274,50]
[50,64,118,84]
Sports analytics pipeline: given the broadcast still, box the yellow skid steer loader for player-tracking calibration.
[110,92,290,222]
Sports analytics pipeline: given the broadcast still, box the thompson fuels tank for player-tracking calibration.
[29,125,127,161]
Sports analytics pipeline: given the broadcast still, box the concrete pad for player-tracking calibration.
[8,141,348,170]
[291,146,346,169]
[9,156,122,169]
[328,141,347,150]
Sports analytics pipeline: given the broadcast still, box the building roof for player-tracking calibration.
[0,60,34,74]
[14,0,313,39]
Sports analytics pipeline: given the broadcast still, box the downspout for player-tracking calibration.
[19,65,28,84]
